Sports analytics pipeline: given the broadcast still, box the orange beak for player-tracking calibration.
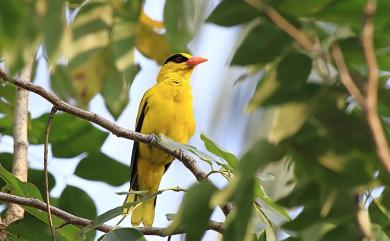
[186,56,208,67]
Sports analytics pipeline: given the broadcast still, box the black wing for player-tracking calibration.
[129,97,148,191]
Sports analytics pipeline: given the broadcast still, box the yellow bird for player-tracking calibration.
[125,53,208,227]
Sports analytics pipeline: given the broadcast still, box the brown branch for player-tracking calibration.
[361,0,390,175]
[355,195,374,241]
[3,60,34,227]
[0,68,233,216]
[330,43,365,106]
[44,107,58,241]
[244,1,315,52]
[0,192,224,236]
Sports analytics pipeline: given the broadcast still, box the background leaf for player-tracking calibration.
[74,152,129,186]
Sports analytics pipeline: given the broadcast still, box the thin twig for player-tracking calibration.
[330,43,365,106]
[44,107,58,241]
[0,68,233,216]
[0,192,224,235]
[244,0,315,52]
[361,0,390,175]
[264,6,315,52]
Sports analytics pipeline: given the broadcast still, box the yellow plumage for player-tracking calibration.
[125,53,207,227]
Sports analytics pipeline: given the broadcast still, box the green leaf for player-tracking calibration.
[0,0,37,72]
[68,0,85,10]
[255,183,290,222]
[0,165,43,200]
[58,186,97,241]
[50,65,76,103]
[29,113,108,158]
[100,228,146,241]
[42,0,65,63]
[0,165,80,240]
[273,0,334,17]
[200,133,238,170]
[249,53,316,108]
[169,181,217,241]
[370,196,390,237]
[0,82,17,136]
[75,152,129,186]
[232,22,292,66]
[0,152,56,195]
[315,0,365,30]
[157,134,215,167]
[223,140,285,241]
[58,185,97,219]
[101,61,139,119]
[164,0,195,52]
[372,223,390,241]
[206,1,259,26]
[7,213,69,241]
[240,140,286,172]
[277,53,312,85]
[320,222,361,241]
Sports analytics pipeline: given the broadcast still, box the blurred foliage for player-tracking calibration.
[1,0,390,241]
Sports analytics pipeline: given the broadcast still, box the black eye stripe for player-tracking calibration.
[164,54,189,64]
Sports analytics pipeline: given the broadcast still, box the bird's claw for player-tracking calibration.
[150,133,158,144]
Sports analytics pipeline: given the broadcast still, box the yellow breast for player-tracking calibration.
[139,81,196,164]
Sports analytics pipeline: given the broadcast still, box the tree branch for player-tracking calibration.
[0,192,224,236]
[361,0,390,175]
[0,68,233,216]
[3,60,34,227]
[355,195,374,241]
[44,107,57,241]
[244,0,316,52]
[330,43,365,106]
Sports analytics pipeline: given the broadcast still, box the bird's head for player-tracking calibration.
[157,53,208,82]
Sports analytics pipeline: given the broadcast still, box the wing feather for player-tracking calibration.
[129,90,151,190]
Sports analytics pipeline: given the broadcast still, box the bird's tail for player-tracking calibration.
[124,188,156,227]
[131,196,156,227]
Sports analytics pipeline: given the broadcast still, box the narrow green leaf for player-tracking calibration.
[78,206,124,240]
[255,183,290,221]
[200,133,238,170]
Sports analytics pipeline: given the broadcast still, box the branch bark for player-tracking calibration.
[355,195,374,241]
[0,68,233,216]
[361,0,390,175]
[3,60,34,228]
[0,192,224,236]
[330,43,365,106]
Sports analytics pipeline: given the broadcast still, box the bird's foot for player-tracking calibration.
[150,133,158,144]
